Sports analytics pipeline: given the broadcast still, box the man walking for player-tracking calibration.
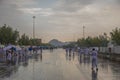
[91,48,98,71]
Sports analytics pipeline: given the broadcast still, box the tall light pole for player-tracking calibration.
[32,16,36,80]
[33,16,36,39]
[83,26,85,39]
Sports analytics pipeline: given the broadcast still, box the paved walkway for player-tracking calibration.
[0,49,120,80]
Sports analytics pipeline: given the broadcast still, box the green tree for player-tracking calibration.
[29,38,42,46]
[0,24,19,44]
[110,27,120,45]
[77,34,108,47]
[18,34,30,45]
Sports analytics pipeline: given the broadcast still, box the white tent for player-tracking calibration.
[0,45,4,48]
[16,46,22,51]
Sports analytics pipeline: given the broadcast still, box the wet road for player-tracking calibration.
[0,49,120,80]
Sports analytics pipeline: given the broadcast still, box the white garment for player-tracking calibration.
[85,48,89,54]
[91,50,98,59]
[91,50,98,68]
[7,53,12,60]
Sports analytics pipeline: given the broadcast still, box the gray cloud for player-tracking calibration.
[0,0,120,42]
[0,0,3,4]
[49,0,120,37]
[116,0,120,3]
[63,0,95,5]
[0,0,34,36]
[54,0,95,12]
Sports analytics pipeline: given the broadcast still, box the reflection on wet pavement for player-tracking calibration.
[0,49,120,80]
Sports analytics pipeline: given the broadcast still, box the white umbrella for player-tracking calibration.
[3,45,16,51]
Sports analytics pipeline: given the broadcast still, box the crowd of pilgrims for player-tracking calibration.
[65,47,98,71]
[0,45,98,71]
[0,46,43,66]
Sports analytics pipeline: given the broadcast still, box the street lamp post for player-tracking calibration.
[32,16,36,80]
[33,16,36,39]
[83,26,85,39]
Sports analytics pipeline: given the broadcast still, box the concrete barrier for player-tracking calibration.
[99,46,120,62]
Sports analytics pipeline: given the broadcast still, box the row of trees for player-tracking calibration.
[0,24,120,46]
[18,34,42,46]
[0,24,41,46]
[77,27,120,47]
[77,34,108,47]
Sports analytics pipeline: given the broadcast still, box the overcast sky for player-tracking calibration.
[0,0,120,42]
